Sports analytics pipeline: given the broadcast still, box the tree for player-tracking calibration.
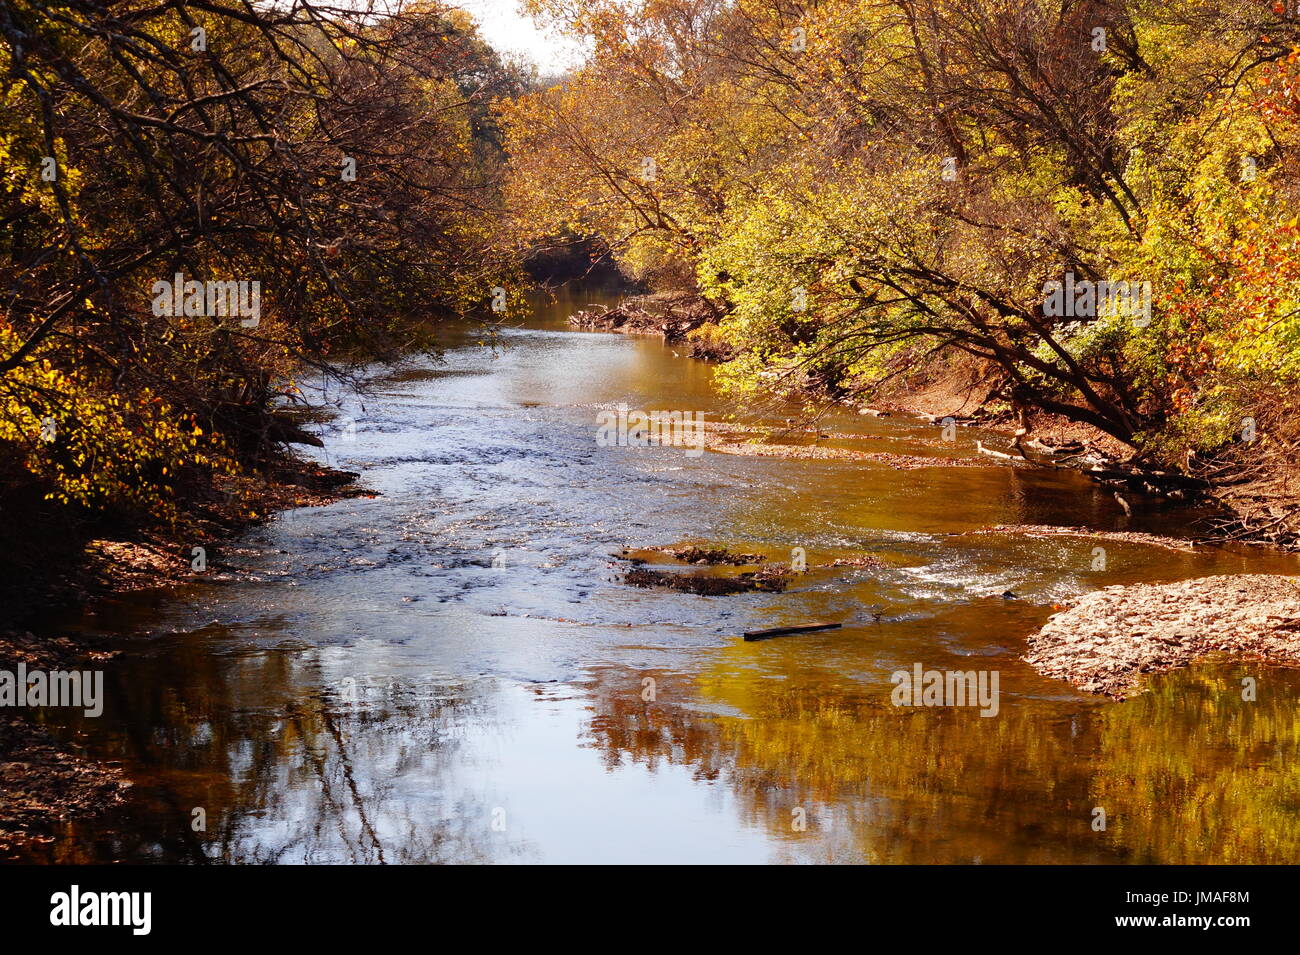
[1,0,523,517]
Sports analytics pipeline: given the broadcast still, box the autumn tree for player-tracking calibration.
[507,0,1300,458]
[1,0,522,520]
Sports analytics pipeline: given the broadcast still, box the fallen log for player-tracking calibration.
[975,440,1025,461]
[743,621,842,641]
[978,439,1213,495]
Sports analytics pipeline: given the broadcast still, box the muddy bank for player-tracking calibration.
[855,353,1133,458]
[854,353,1300,552]
[852,357,1300,547]
[1024,574,1300,698]
[569,291,729,360]
[1180,418,1300,551]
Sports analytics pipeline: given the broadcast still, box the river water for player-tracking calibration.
[16,286,1300,864]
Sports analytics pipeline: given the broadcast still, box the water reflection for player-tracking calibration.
[578,658,1300,864]
[31,644,1297,863]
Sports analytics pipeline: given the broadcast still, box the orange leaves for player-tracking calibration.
[1249,45,1300,120]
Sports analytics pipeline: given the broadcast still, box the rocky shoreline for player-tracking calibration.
[1024,575,1300,698]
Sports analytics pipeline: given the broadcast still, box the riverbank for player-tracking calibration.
[2,456,370,627]
[0,455,370,853]
[854,354,1300,548]
[859,352,1134,458]
[572,295,1144,460]
[584,298,1299,549]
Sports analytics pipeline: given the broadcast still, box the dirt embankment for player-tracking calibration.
[569,291,730,360]
[1024,575,1300,698]
[1180,418,1300,550]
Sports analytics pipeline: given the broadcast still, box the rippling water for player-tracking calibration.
[16,286,1300,864]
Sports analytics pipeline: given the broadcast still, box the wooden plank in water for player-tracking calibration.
[743,622,842,641]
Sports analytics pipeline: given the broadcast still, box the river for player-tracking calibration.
[16,286,1300,864]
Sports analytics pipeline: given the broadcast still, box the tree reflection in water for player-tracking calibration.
[577,658,1300,864]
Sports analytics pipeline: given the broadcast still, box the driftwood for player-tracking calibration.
[743,621,842,641]
[975,440,1025,462]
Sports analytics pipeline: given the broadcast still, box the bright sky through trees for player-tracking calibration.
[453,0,587,71]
